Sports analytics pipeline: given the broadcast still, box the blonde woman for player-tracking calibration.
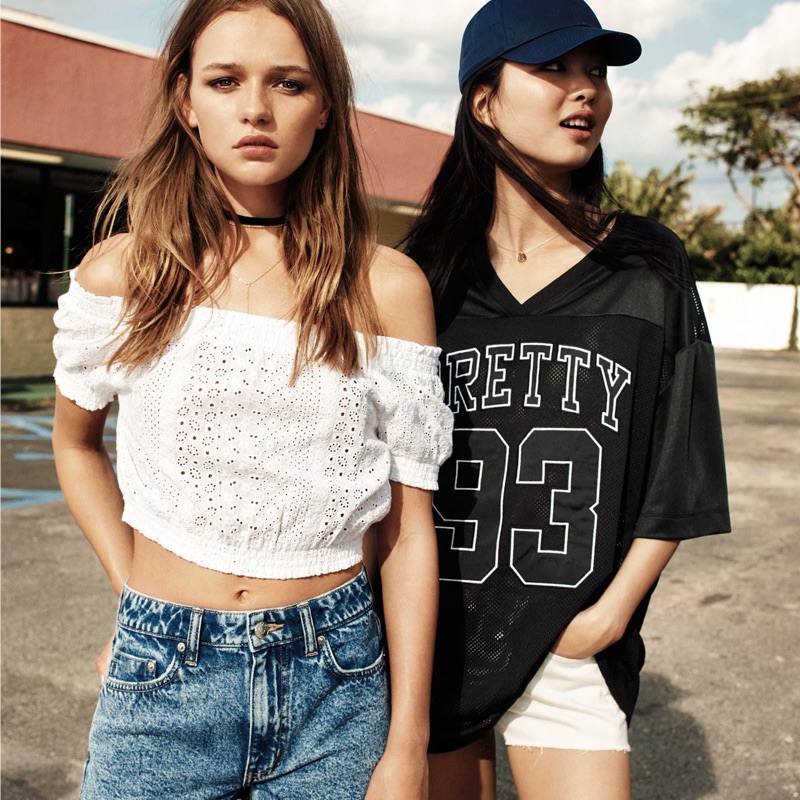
[51,1,452,797]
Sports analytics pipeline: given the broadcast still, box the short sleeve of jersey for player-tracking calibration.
[634,239,730,540]
[52,274,126,411]
[371,338,454,490]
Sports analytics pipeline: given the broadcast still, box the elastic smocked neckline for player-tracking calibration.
[69,273,441,360]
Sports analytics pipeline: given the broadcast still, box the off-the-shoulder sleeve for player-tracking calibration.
[52,274,126,411]
[371,338,454,490]
[634,241,731,540]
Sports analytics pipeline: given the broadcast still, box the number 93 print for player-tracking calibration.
[434,427,602,588]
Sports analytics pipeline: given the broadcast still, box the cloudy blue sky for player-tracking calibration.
[6,0,800,222]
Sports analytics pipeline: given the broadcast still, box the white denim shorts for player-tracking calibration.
[495,653,630,752]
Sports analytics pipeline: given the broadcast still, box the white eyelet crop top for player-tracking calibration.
[53,275,453,579]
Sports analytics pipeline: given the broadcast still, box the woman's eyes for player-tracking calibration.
[209,78,237,89]
[538,61,608,78]
[276,79,304,93]
[207,78,305,93]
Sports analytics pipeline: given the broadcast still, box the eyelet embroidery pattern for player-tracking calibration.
[52,278,126,411]
[53,283,454,579]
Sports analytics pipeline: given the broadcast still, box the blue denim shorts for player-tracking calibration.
[81,568,389,799]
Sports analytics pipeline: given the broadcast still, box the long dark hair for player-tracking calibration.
[403,60,682,302]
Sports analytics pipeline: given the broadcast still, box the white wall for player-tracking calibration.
[697,282,798,351]
[1,281,796,380]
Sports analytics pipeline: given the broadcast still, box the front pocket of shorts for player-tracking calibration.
[106,626,182,692]
[320,609,386,678]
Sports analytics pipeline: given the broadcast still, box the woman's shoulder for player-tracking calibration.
[370,244,432,294]
[369,245,436,347]
[73,233,131,298]
[609,213,692,288]
[614,213,685,254]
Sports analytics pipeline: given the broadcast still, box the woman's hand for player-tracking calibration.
[95,633,114,679]
[550,602,624,660]
[370,478,437,799]
[552,538,681,659]
[365,743,428,800]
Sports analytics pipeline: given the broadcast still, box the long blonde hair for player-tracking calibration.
[97,0,379,377]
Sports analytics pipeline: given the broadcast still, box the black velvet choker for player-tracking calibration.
[227,211,286,227]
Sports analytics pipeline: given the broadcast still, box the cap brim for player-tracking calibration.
[504,27,642,67]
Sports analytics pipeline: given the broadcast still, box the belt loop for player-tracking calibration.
[297,603,318,657]
[185,608,203,667]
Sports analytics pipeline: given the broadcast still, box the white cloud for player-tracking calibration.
[658,1,800,97]
[328,0,483,43]
[347,40,454,94]
[592,0,706,39]
[360,94,460,133]
[603,2,800,197]
[329,0,484,99]
[602,77,682,165]
[364,94,415,120]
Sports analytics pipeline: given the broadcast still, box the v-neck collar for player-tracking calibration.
[474,228,617,316]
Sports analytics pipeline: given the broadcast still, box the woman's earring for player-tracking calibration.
[318,114,329,130]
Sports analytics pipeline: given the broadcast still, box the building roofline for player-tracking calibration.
[355,106,454,137]
[0,7,157,58]
[2,9,452,205]
[1,8,454,137]
[0,6,453,136]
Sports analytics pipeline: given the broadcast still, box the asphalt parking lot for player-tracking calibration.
[2,349,798,800]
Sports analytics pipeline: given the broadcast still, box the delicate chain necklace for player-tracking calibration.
[490,231,560,262]
[229,256,282,314]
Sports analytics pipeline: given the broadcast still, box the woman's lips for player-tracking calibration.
[235,135,278,155]
[560,114,594,141]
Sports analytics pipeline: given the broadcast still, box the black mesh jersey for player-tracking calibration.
[429,215,730,752]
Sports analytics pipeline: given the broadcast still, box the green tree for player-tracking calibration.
[678,68,800,329]
[605,161,694,227]
[677,70,800,230]
[604,160,734,281]
[733,208,800,284]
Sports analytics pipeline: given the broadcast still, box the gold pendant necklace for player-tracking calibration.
[229,256,282,314]
[491,231,560,262]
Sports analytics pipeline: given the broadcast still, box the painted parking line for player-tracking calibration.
[2,415,117,438]
[1,488,64,509]
[2,414,116,509]
[2,415,57,438]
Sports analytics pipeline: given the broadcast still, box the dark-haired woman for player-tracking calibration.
[51,1,451,797]
[404,0,729,797]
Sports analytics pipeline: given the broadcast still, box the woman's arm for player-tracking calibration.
[366,246,441,799]
[52,389,133,596]
[370,482,439,798]
[552,537,679,659]
[52,234,134,596]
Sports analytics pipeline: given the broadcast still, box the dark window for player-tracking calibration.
[2,161,109,306]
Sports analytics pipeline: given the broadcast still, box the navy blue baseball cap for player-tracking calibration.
[459,0,642,91]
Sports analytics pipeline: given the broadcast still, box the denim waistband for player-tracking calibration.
[117,568,374,653]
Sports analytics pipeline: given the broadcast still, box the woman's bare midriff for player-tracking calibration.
[127,530,363,610]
